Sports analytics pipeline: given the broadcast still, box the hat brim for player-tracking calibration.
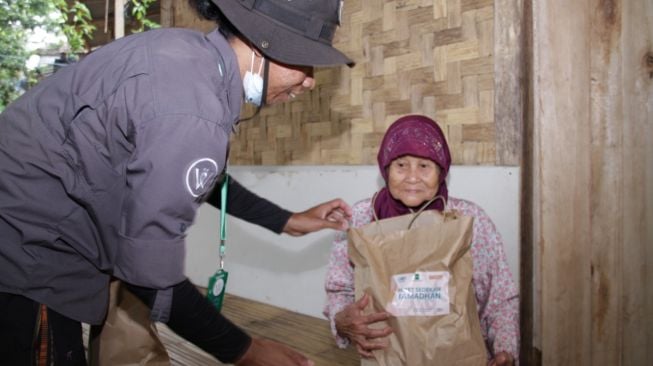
[212,0,354,67]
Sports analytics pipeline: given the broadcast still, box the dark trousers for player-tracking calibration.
[0,292,86,365]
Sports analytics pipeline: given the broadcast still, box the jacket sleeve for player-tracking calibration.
[114,114,229,291]
[125,279,252,364]
[205,178,293,234]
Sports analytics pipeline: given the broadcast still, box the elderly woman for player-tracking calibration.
[323,115,519,365]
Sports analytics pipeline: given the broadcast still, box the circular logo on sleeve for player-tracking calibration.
[185,158,219,197]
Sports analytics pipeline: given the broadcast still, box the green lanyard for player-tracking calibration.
[208,173,229,311]
[219,174,228,269]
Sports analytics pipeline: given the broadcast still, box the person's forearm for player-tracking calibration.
[124,279,251,364]
[206,177,293,233]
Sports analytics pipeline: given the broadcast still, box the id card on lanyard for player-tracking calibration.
[207,174,229,311]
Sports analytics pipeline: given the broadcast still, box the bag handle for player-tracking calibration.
[407,195,446,229]
[370,192,447,230]
[371,191,381,223]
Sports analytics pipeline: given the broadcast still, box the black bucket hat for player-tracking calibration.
[211,0,354,67]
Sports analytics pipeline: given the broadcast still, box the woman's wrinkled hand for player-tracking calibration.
[334,293,393,358]
[283,198,352,236]
[488,351,515,366]
[235,338,314,366]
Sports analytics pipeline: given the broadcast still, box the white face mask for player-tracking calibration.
[243,51,264,106]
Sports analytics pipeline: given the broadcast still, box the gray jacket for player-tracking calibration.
[0,28,242,324]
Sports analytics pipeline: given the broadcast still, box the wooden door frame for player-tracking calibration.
[494,0,535,362]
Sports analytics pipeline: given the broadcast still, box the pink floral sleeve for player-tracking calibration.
[322,199,374,348]
[322,197,520,363]
[448,198,520,363]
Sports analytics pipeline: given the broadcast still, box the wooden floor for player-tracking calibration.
[88,293,360,366]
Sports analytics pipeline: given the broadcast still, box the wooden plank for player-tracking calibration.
[494,0,523,165]
[620,1,653,365]
[83,292,360,366]
[520,0,536,363]
[589,1,624,364]
[160,0,173,28]
[218,294,360,366]
[114,0,125,38]
[165,0,216,32]
[531,0,653,365]
[532,0,593,364]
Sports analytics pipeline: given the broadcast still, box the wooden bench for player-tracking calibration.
[158,293,359,366]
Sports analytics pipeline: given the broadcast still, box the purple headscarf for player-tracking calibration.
[373,115,452,220]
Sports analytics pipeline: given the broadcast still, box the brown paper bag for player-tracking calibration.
[88,281,170,366]
[348,209,486,366]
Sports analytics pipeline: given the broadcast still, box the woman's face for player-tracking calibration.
[387,155,441,208]
[265,61,315,104]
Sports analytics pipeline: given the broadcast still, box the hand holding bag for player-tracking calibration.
[348,199,486,366]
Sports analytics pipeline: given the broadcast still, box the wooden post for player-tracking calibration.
[618,2,653,364]
[114,0,124,39]
[494,0,524,166]
[158,0,215,32]
[160,0,173,28]
[529,0,653,364]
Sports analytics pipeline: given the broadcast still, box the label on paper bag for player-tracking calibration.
[207,269,229,312]
[386,271,450,316]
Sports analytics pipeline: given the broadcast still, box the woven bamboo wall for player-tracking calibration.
[167,0,500,166]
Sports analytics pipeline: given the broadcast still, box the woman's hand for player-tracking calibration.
[334,293,393,358]
[488,351,515,366]
[283,199,352,236]
[235,338,314,366]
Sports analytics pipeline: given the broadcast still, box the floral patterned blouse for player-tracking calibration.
[323,197,520,362]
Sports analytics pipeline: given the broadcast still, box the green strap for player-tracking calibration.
[219,174,228,268]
